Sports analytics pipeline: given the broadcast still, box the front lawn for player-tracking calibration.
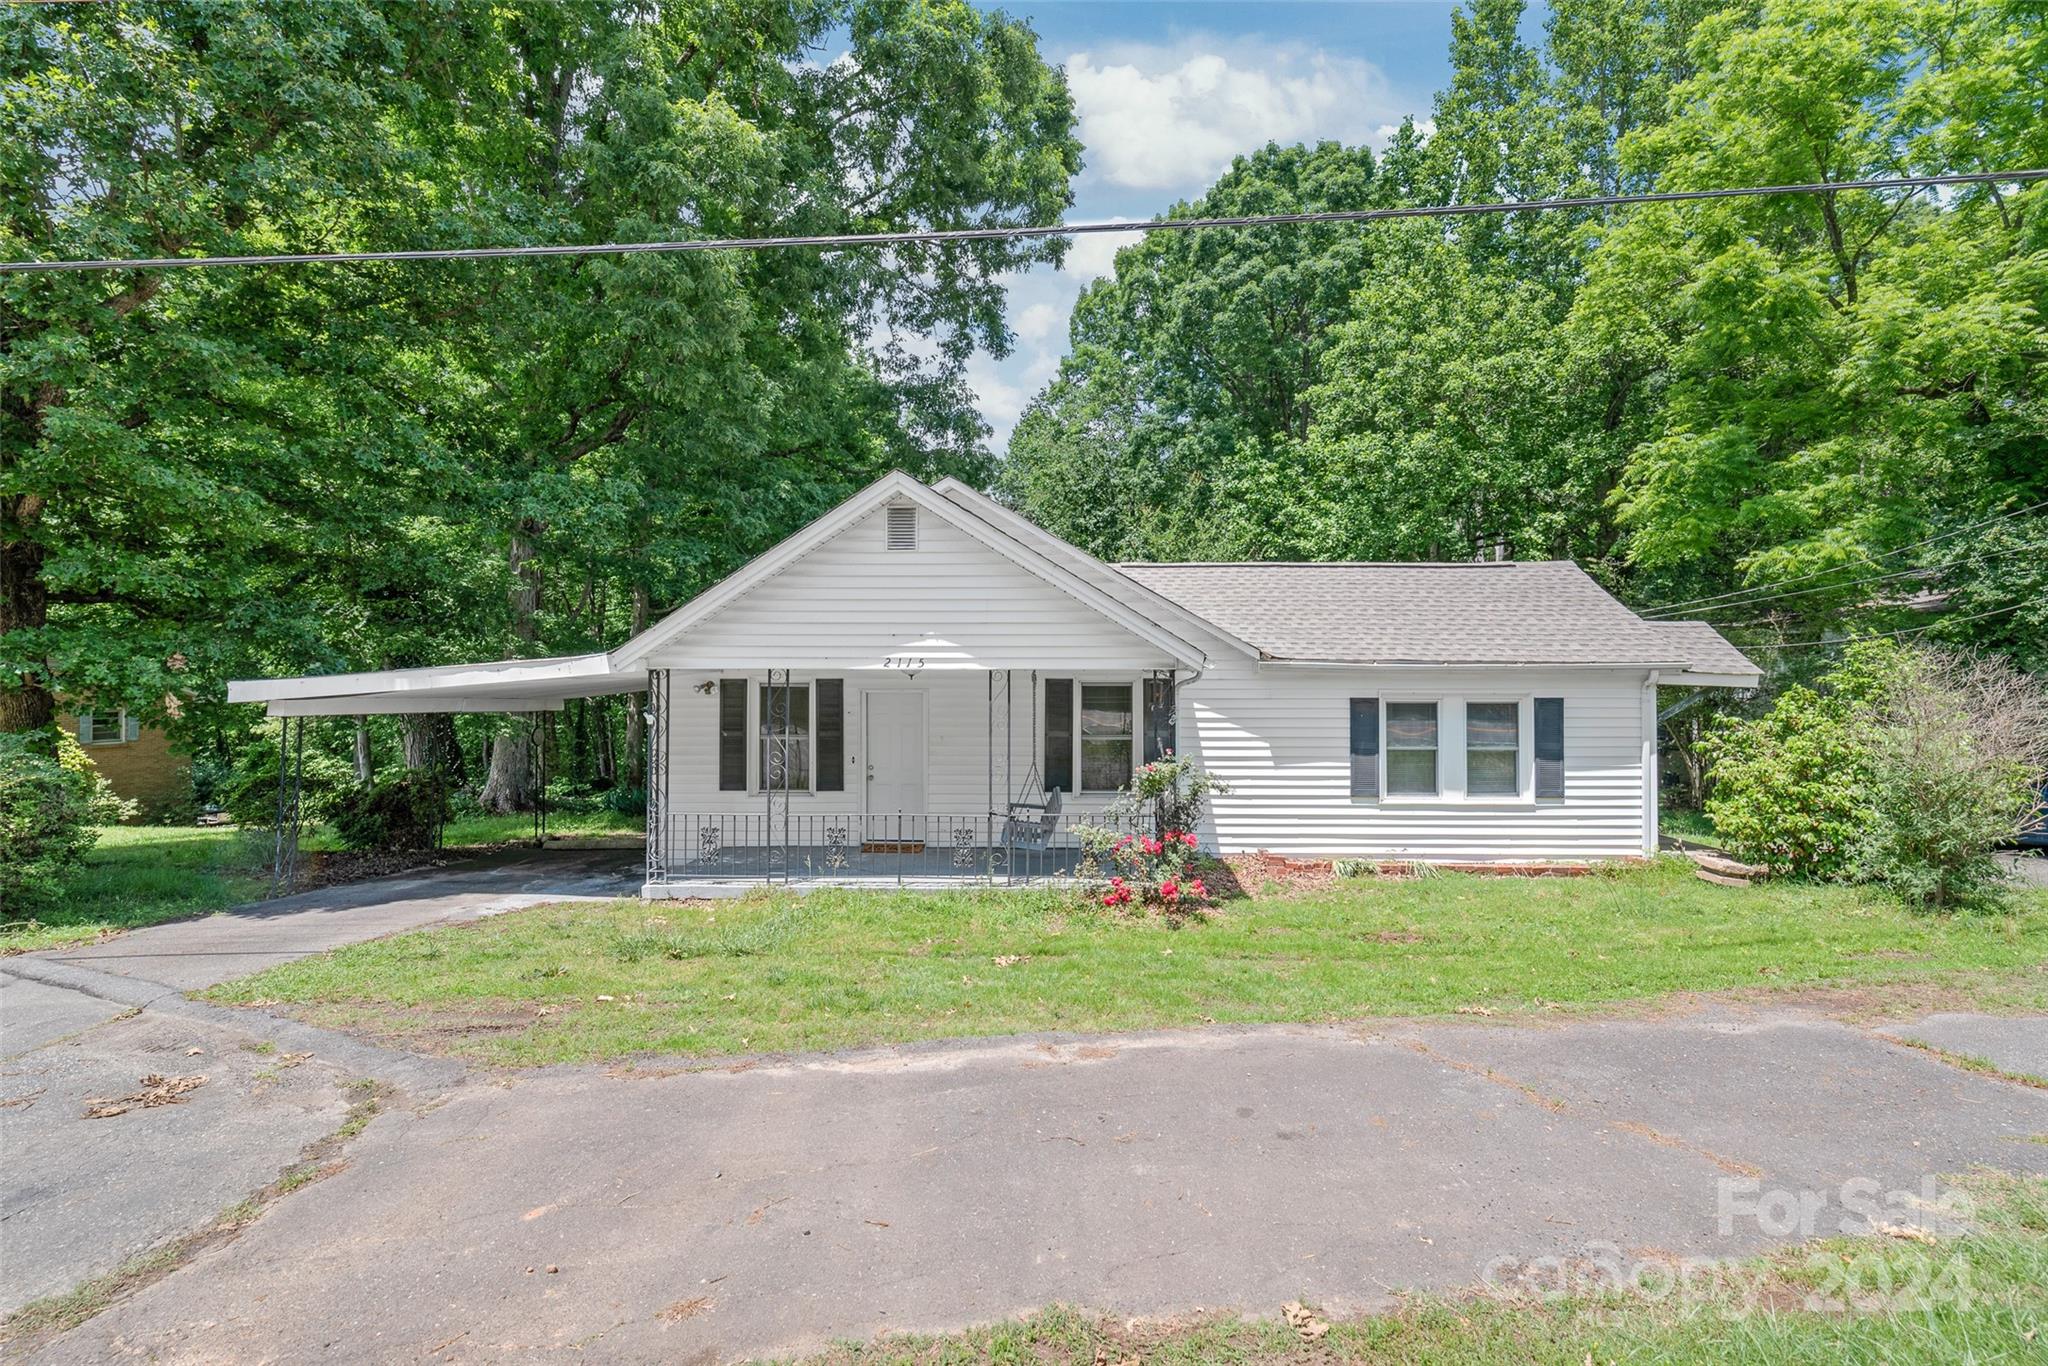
[205,859,2048,1066]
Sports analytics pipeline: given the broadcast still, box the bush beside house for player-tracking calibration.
[1704,642,2048,907]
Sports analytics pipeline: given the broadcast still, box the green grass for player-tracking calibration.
[1661,806,1719,843]
[0,826,273,953]
[205,858,2048,1066]
[779,1172,2048,1364]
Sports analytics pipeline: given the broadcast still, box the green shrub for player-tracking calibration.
[1704,641,2048,905]
[1701,682,1875,878]
[1848,648,2048,908]
[328,775,451,851]
[0,727,131,915]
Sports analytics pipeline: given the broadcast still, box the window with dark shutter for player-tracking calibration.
[718,679,747,791]
[1349,698,1380,799]
[1535,697,1565,798]
[1044,678,1074,793]
[1143,677,1175,763]
[816,679,844,791]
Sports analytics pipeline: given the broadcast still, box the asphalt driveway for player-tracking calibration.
[14,1007,2048,1363]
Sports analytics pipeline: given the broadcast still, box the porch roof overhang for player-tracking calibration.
[225,652,647,717]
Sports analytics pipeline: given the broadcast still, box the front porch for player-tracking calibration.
[648,811,1100,892]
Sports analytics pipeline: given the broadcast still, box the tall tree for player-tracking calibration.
[1571,0,2048,647]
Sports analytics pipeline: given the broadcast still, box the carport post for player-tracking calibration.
[268,716,306,899]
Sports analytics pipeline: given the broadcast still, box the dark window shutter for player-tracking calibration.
[1535,697,1565,798]
[1142,677,1176,763]
[1350,698,1380,799]
[718,679,747,791]
[815,679,844,791]
[1044,678,1074,793]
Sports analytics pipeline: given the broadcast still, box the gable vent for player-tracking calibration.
[886,504,918,551]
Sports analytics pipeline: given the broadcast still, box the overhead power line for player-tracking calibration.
[1644,497,2048,618]
[4,169,2045,274]
[1651,535,2048,624]
[1741,602,2025,651]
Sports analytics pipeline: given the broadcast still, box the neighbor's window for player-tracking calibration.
[758,682,811,791]
[77,711,135,745]
[1079,683,1134,792]
[1384,701,1439,796]
[1465,701,1521,797]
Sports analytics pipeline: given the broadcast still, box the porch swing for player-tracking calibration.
[1000,670,1063,851]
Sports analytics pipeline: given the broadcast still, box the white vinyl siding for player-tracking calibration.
[645,505,1182,672]
[1168,634,1651,861]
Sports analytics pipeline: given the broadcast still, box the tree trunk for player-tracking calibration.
[353,719,373,783]
[401,717,430,770]
[1,498,54,733]
[480,526,543,812]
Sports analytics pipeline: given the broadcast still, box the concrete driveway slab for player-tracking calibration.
[1879,1012,2048,1079]
[0,1009,358,1315]
[22,1012,2048,1364]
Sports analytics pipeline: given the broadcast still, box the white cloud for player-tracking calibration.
[1058,222,1148,282]
[1372,117,1436,146]
[1012,300,1068,344]
[1065,41,1406,192]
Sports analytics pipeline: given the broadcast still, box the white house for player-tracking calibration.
[228,472,1759,893]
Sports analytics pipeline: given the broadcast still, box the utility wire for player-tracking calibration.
[1741,602,2025,651]
[1644,497,2048,617]
[1656,536,2048,624]
[4,169,2044,274]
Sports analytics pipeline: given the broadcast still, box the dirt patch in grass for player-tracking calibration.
[1218,851,1334,896]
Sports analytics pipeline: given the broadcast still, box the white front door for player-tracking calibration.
[863,692,927,832]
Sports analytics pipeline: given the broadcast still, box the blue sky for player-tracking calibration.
[963,2,1464,448]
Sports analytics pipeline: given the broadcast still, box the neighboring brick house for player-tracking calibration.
[58,708,192,821]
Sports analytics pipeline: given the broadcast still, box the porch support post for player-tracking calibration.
[644,669,670,889]
[765,668,790,882]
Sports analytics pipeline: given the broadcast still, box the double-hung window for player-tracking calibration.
[1079,684,1135,792]
[1464,702,1521,797]
[1043,679,1137,793]
[77,711,137,746]
[720,679,844,792]
[1384,701,1439,796]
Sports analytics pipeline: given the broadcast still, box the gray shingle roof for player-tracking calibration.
[1114,561,1757,674]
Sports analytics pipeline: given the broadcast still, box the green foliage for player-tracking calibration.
[4,1,1082,799]
[1705,642,2048,903]
[328,775,451,853]
[215,728,355,829]
[0,729,101,914]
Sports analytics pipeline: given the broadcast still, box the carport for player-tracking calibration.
[225,653,647,895]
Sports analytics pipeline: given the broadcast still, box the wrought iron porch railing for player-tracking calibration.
[650,811,1125,885]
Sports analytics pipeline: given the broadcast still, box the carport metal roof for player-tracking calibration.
[224,652,647,717]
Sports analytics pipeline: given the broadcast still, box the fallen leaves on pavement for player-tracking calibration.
[83,1073,206,1119]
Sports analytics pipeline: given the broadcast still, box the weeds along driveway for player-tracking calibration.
[19,1006,2048,1364]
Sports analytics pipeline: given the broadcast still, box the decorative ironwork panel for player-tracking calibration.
[825,823,850,871]
[764,668,793,879]
[645,670,671,885]
[987,668,1011,814]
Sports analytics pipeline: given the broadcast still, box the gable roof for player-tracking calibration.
[1115,560,1755,675]
[610,471,1211,670]
[930,478,1261,659]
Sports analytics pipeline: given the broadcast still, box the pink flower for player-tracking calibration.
[1181,832,1198,848]
[1101,893,1118,907]
[1159,879,1180,900]
[1188,878,1208,898]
